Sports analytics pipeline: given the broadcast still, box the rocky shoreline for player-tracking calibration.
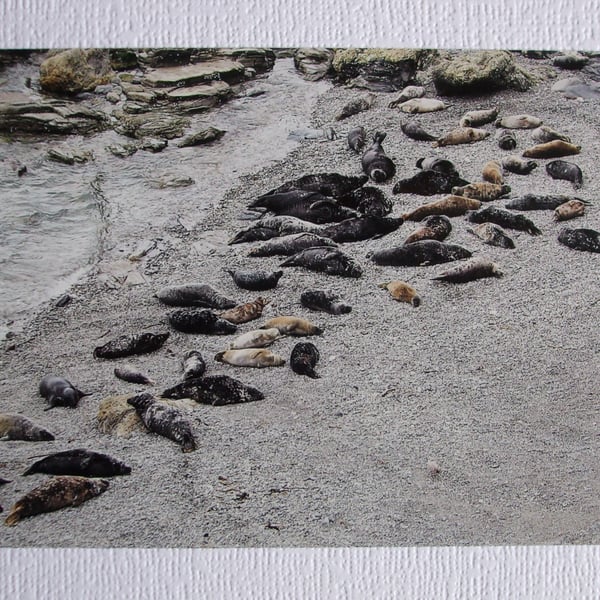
[1,48,599,546]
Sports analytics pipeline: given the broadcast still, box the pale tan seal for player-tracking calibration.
[261,316,323,336]
[432,127,490,147]
[214,349,285,368]
[378,281,421,307]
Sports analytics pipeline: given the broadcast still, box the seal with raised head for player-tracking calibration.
[459,107,499,127]
[557,228,600,253]
[404,215,452,244]
[402,195,481,221]
[290,342,320,379]
[433,127,490,147]
[415,157,459,176]
[467,207,542,235]
[0,414,55,441]
[114,365,154,385]
[335,93,376,121]
[522,140,581,158]
[321,216,404,243]
[369,240,472,267]
[248,233,337,257]
[339,186,392,217]
[531,125,571,144]
[225,269,283,291]
[162,375,264,406]
[392,170,468,196]
[94,332,170,359]
[4,476,109,526]
[215,348,285,368]
[451,182,511,202]
[361,132,396,183]
[546,160,583,189]
[261,173,368,199]
[39,375,89,410]
[300,290,352,315]
[400,120,437,142]
[388,86,425,107]
[261,316,323,336]
[348,126,367,153]
[554,200,586,221]
[127,393,197,452]
[280,247,363,278]
[230,328,284,349]
[182,350,206,380]
[219,297,270,324]
[378,281,421,306]
[502,155,538,175]
[432,258,503,283]
[495,114,542,129]
[496,129,517,150]
[505,194,581,211]
[23,449,131,477]
[396,98,447,113]
[155,284,237,309]
[467,223,515,249]
[482,160,504,184]
[169,309,238,335]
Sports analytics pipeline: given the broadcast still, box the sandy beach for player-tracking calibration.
[1,51,599,547]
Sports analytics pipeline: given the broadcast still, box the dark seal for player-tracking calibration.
[467,206,542,235]
[401,120,437,141]
[0,414,55,441]
[505,194,580,211]
[260,173,368,199]
[557,228,600,253]
[290,342,320,379]
[300,290,352,314]
[155,284,237,308]
[348,126,367,153]
[281,247,363,278]
[248,233,337,257]
[23,449,131,477]
[168,309,238,335]
[225,269,283,291]
[404,215,452,244]
[369,240,472,267]
[182,350,207,380]
[546,160,583,189]
[162,375,264,406]
[392,170,468,196]
[39,375,89,410]
[94,332,170,359]
[362,132,396,183]
[338,186,393,217]
[321,216,404,243]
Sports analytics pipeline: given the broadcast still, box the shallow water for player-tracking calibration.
[0,57,331,337]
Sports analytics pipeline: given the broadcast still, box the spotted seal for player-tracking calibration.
[432,258,503,283]
[505,194,581,211]
[300,290,352,315]
[261,173,368,199]
[230,328,284,349]
[501,156,538,175]
[546,160,583,189]
[114,365,154,385]
[290,342,320,379]
[182,350,206,380]
[402,195,481,221]
[459,107,499,127]
[93,332,170,359]
[392,170,468,196]
[554,200,586,221]
[348,126,367,153]
[127,393,197,452]
[4,476,109,526]
[467,207,542,235]
[335,93,376,121]
[388,86,425,107]
[39,375,89,410]
[400,120,437,142]
[522,140,581,158]
[369,240,472,267]
[162,375,264,406]
[280,247,363,278]
[433,127,489,147]
[225,269,283,291]
[451,182,511,202]
[215,348,285,368]
[23,449,131,477]
[531,125,571,144]
[248,233,337,257]
[496,129,517,150]
[467,223,515,249]
[338,186,393,217]
[0,414,55,441]
[404,215,452,244]
[321,216,404,243]
[168,309,238,335]
[378,281,421,306]
[219,297,270,324]
[557,228,600,253]
[155,284,237,309]
[361,132,396,183]
[261,316,323,336]
[228,226,280,245]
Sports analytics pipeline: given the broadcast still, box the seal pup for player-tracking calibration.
[248,233,337,257]
[39,375,89,410]
[496,129,517,150]
[215,348,285,368]
[546,160,583,189]
[230,328,284,349]
[392,170,468,196]
[280,247,363,278]
[415,157,459,176]
[23,449,131,477]
[531,125,571,144]
[335,93,376,121]
[339,186,392,217]
[300,290,352,315]
[554,200,586,221]
[182,350,206,380]
[522,140,581,158]
[557,228,600,253]
[361,132,396,183]
[502,156,538,175]
[219,297,270,324]
[467,223,515,249]
[400,120,437,142]
[347,126,367,153]
[451,182,511,202]
[369,240,472,267]
[162,375,264,406]
[0,414,55,441]
[432,258,503,283]
[402,196,481,221]
[459,108,499,127]
[467,207,542,235]
[482,160,504,184]
[388,86,425,107]
[321,216,404,243]
[261,316,323,336]
[155,284,237,309]
[505,194,582,211]
[127,393,197,452]
[378,281,421,306]
[225,269,283,291]
[4,476,109,526]
[290,342,320,379]
[433,127,490,147]
[396,98,447,113]
[495,115,542,129]
[114,365,154,385]
[168,309,238,335]
[94,332,170,359]
[261,173,368,199]
[404,215,452,244]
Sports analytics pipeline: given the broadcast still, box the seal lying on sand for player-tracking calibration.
[505,194,582,211]
[338,186,392,217]
[215,349,285,368]
[261,316,323,336]
[433,127,489,147]
[502,156,538,175]
[460,107,499,127]
[378,281,421,306]
[432,258,503,283]
[402,196,481,221]
[94,332,170,359]
[467,223,515,249]
[219,297,270,324]
[496,129,517,150]
[290,342,320,379]
[0,414,55,441]
[369,240,472,266]
[39,375,89,410]
[522,140,581,158]
[225,269,283,291]
[230,328,284,349]
[482,160,504,184]
[467,207,542,235]
[248,233,337,257]
[531,125,571,144]
[281,247,363,277]
[348,126,367,153]
[404,215,452,244]
[415,157,459,175]
[114,365,154,385]
[168,309,238,335]
[495,114,542,129]
[260,173,368,199]
[546,160,583,189]
[393,170,468,196]
[162,375,264,406]
[155,284,237,309]
[182,350,206,380]
[451,182,511,202]
[321,216,404,243]
[558,228,600,253]
[300,290,352,314]
[335,93,375,121]
[23,449,131,477]
[400,121,437,142]
[362,132,396,183]
[554,200,586,221]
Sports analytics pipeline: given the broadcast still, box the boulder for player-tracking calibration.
[214,48,276,73]
[39,49,113,95]
[109,49,139,71]
[142,60,246,88]
[114,111,190,139]
[294,48,334,81]
[177,127,225,148]
[165,80,232,113]
[431,50,536,95]
[137,48,196,68]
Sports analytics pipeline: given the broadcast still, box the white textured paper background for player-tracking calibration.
[1,1,600,597]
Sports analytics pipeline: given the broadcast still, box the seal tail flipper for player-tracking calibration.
[306,369,321,379]
[22,464,39,476]
[4,503,23,526]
